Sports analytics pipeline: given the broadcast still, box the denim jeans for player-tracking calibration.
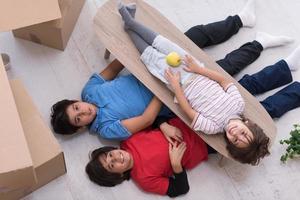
[239,60,300,118]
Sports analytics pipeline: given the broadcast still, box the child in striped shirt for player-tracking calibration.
[118,2,299,165]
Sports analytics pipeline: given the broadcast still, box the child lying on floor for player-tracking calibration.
[118,2,300,165]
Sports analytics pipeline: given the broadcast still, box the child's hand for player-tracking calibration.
[164,68,181,90]
[169,141,186,173]
[160,122,183,145]
[183,55,202,74]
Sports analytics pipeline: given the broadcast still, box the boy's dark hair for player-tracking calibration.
[86,146,131,187]
[225,118,270,165]
[51,99,80,135]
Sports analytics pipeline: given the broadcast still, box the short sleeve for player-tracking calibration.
[97,120,131,140]
[191,112,221,134]
[81,73,106,100]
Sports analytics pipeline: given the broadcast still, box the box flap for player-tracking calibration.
[0,0,61,32]
[10,79,63,168]
[0,59,36,189]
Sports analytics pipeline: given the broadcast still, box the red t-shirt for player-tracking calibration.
[120,117,208,195]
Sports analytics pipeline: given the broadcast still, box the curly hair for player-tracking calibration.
[86,146,131,187]
[50,99,80,135]
[225,118,270,165]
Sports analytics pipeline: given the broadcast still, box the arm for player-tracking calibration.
[121,96,162,134]
[173,84,197,121]
[164,69,196,121]
[167,142,189,197]
[100,59,124,80]
[153,117,183,145]
[167,169,190,197]
[184,55,232,90]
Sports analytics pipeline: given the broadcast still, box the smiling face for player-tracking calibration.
[225,119,254,148]
[99,149,134,174]
[66,101,97,127]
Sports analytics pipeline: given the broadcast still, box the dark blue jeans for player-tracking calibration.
[238,60,300,118]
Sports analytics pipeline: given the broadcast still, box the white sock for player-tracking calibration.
[285,46,300,71]
[255,32,294,49]
[238,0,256,27]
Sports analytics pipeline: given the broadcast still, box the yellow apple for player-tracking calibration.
[166,52,181,67]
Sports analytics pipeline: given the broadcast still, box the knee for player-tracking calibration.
[184,26,202,41]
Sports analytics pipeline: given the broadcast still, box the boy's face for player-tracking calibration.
[99,149,134,174]
[226,119,254,148]
[66,101,97,127]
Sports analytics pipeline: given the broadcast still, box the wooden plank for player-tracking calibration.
[93,0,276,159]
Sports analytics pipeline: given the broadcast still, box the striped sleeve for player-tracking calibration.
[226,84,245,113]
[226,84,244,102]
[191,112,221,134]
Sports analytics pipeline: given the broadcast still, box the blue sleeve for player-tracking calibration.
[97,120,131,140]
[81,73,106,100]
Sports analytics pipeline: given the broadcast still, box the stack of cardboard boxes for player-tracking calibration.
[0,0,86,199]
[0,58,66,200]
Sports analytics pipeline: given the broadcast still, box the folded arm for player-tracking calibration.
[121,96,162,134]
[167,169,190,197]
[100,59,125,80]
[167,141,189,197]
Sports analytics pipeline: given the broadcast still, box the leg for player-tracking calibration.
[184,15,242,48]
[118,4,158,45]
[127,31,192,86]
[152,35,189,57]
[216,41,263,76]
[126,30,169,84]
[216,31,293,76]
[127,30,150,54]
[285,45,300,71]
[238,60,293,95]
[184,0,256,48]
[260,82,300,118]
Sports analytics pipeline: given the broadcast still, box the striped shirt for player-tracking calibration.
[183,75,245,134]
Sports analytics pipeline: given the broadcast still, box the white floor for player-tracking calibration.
[1,0,300,199]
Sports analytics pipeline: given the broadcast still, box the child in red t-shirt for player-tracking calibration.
[86,117,209,197]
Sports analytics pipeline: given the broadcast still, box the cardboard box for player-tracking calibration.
[12,0,86,50]
[0,59,36,195]
[0,0,61,32]
[0,59,66,199]
[3,80,67,200]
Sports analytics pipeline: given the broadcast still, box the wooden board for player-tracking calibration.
[93,0,276,160]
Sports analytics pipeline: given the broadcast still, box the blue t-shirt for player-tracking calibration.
[81,73,172,140]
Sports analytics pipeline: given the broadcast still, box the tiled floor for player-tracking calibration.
[1,0,300,199]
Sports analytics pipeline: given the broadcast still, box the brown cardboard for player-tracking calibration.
[12,0,86,50]
[0,59,36,194]
[1,79,67,200]
[0,0,61,32]
[93,0,277,159]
